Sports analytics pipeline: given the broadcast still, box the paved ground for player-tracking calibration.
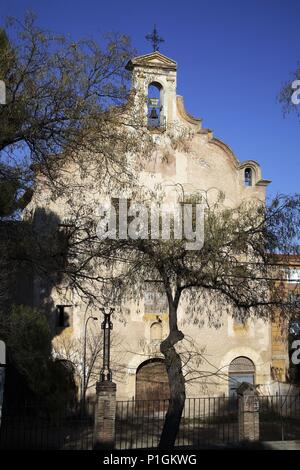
[260,441,300,450]
[174,440,300,450]
[197,441,300,450]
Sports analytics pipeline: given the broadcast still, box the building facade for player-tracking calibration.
[25,51,293,401]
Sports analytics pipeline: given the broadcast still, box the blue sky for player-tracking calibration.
[2,0,299,197]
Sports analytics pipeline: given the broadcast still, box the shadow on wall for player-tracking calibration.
[0,207,77,409]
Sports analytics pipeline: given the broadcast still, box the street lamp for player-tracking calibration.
[100,307,114,382]
[82,315,98,403]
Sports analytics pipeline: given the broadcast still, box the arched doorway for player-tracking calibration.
[136,358,170,402]
[228,356,255,396]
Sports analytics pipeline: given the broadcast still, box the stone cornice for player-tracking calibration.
[126,52,177,71]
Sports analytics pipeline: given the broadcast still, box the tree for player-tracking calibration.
[0,13,152,314]
[59,191,300,448]
[0,12,151,325]
[0,13,149,213]
[0,163,33,218]
[53,332,102,400]
[278,65,300,121]
[288,298,300,384]
[2,13,299,449]
[53,326,123,401]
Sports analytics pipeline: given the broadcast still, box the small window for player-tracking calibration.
[150,322,163,342]
[244,168,252,187]
[56,305,72,328]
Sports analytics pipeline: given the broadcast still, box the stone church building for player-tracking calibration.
[24,51,291,401]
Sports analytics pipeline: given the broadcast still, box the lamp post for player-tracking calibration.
[94,307,115,449]
[82,316,98,403]
[100,307,114,382]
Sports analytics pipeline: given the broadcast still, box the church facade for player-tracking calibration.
[24,51,291,401]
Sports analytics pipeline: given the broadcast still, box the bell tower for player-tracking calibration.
[126,51,177,129]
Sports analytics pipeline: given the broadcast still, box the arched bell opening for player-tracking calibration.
[244,167,253,187]
[147,82,164,128]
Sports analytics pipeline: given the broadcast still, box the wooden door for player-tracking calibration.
[136,360,170,408]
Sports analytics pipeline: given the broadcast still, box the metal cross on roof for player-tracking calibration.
[145,25,164,52]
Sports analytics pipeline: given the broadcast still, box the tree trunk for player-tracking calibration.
[159,300,185,448]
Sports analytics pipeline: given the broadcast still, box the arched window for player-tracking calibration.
[150,322,163,342]
[147,82,163,128]
[244,168,252,187]
[228,356,255,396]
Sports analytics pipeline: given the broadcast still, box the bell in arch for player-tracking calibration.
[149,107,159,119]
[147,84,162,127]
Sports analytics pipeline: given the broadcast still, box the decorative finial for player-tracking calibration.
[145,25,164,52]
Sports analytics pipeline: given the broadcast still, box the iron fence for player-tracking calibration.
[1,394,300,450]
[115,396,239,449]
[259,394,300,441]
[0,400,96,450]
